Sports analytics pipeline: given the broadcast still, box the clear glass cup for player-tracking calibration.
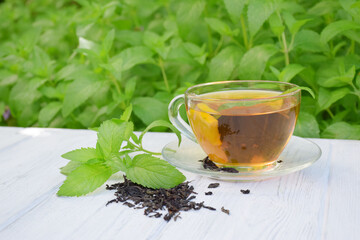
[168,80,301,171]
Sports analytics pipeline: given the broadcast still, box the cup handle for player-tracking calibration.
[168,95,197,143]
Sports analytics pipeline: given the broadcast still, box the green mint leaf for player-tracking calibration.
[62,78,102,117]
[111,46,154,72]
[132,97,168,125]
[130,133,140,145]
[279,64,305,83]
[322,122,360,140]
[120,104,133,122]
[320,20,360,43]
[238,44,278,80]
[97,120,134,158]
[125,79,137,100]
[293,112,320,138]
[294,30,328,53]
[139,120,182,147]
[105,153,127,173]
[317,87,351,111]
[0,102,5,121]
[247,0,276,37]
[38,101,62,126]
[224,0,245,22]
[125,154,185,189]
[60,161,83,176]
[204,17,233,36]
[61,147,101,162]
[57,163,112,197]
[207,46,243,82]
[281,86,315,99]
[102,29,115,54]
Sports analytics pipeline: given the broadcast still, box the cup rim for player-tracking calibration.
[185,80,300,102]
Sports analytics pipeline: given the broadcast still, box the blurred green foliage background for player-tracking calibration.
[0,0,359,139]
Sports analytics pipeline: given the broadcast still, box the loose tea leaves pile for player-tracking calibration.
[106,176,216,221]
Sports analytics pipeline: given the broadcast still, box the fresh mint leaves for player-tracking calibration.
[58,163,112,197]
[1,0,360,139]
[57,106,185,197]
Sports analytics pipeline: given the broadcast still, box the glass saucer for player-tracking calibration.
[161,136,322,181]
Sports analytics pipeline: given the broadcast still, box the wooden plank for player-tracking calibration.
[0,127,28,151]
[323,140,360,240]
[0,127,359,240]
[0,128,97,228]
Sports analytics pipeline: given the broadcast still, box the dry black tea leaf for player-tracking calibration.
[240,189,250,194]
[221,206,230,215]
[200,156,220,171]
[208,183,220,188]
[219,167,239,173]
[200,156,239,173]
[106,176,216,222]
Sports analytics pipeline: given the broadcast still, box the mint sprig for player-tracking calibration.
[57,105,185,197]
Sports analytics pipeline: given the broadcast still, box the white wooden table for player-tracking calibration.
[0,127,359,240]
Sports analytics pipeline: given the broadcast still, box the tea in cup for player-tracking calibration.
[168,80,300,170]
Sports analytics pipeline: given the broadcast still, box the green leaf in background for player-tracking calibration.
[62,147,101,162]
[308,1,340,16]
[294,30,328,53]
[1,0,360,140]
[132,97,168,125]
[125,154,186,189]
[38,102,62,126]
[317,87,351,112]
[0,70,18,87]
[321,122,360,140]
[120,104,133,122]
[247,0,276,38]
[125,79,137,101]
[0,102,4,121]
[320,20,360,43]
[143,31,169,59]
[57,163,112,196]
[282,86,315,98]
[111,46,154,72]
[268,12,285,36]
[138,120,181,146]
[102,29,115,55]
[278,64,305,82]
[62,79,102,117]
[176,0,205,36]
[238,44,278,80]
[205,18,233,36]
[56,64,91,82]
[116,30,143,46]
[9,78,45,117]
[316,58,358,88]
[25,46,53,77]
[224,0,245,22]
[300,96,317,114]
[289,19,311,36]
[294,112,320,138]
[97,120,133,158]
[207,46,243,81]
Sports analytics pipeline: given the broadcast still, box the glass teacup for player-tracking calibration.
[168,80,301,170]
